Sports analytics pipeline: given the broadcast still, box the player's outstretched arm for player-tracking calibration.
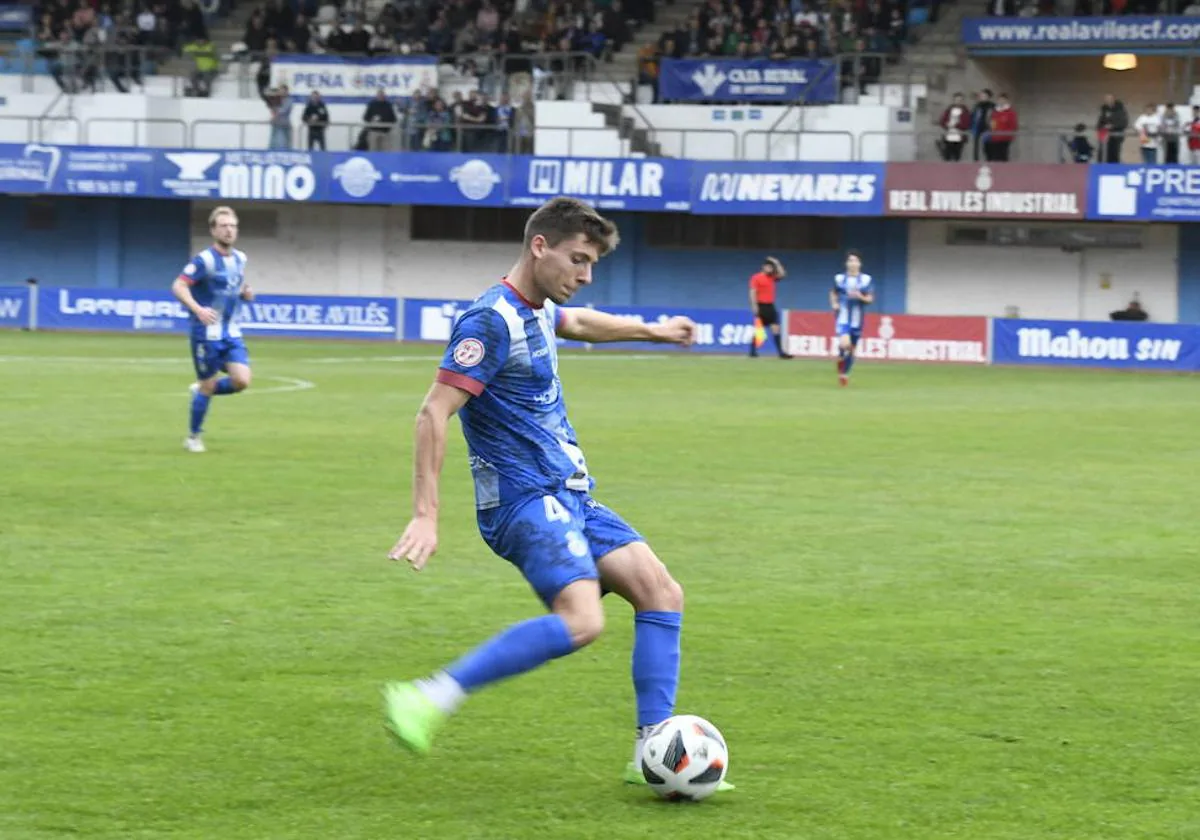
[557,307,696,346]
[388,381,471,572]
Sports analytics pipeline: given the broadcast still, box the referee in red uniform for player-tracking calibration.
[748,256,792,358]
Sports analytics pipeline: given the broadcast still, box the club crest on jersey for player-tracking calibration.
[453,337,486,367]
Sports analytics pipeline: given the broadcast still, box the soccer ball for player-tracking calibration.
[640,714,729,801]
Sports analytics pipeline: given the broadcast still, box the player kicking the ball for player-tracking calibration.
[384,196,733,792]
[830,250,874,387]
[171,206,254,452]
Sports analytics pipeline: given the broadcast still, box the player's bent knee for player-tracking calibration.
[551,578,604,648]
[231,372,251,391]
[562,608,604,648]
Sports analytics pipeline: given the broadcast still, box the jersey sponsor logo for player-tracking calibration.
[453,337,486,367]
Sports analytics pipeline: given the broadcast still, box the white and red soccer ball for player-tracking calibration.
[640,714,729,801]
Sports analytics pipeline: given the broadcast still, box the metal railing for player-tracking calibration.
[0,115,82,144]
[83,117,189,147]
[187,119,526,154]
[849,127,1189,165]
[742,129,857,161]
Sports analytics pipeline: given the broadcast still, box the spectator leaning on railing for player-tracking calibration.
[1134,103,1159,164]
[1097,93,1128,163]
[986,93,1018,162]
[938,92,971,161]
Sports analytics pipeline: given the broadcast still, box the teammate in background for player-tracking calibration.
[383,197,732,793]
[170,206,254,453]
[830,250,874,387]
[748,256,792,358]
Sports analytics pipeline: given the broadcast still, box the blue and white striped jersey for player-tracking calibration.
[833,272,874,330]
[179,246,248,341]
[436,282,590,511]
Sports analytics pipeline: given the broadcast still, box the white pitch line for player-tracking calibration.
[249,375,317,396]
[167,375,316,397]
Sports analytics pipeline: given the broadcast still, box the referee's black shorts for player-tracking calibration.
[756,303,779,327]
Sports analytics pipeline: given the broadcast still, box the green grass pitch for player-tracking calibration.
[1,331,1198,840]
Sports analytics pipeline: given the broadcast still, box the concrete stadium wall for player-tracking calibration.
[906,220,1179,323]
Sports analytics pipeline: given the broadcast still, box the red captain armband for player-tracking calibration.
[437,368,485,397]
[177,274,196,286]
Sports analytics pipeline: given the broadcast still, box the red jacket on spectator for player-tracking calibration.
[940,104,971,133]
[1188,118,1200,152]
[990,104,1018,142]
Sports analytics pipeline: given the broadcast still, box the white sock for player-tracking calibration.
[633,724,654,766]
[416,671,467,715]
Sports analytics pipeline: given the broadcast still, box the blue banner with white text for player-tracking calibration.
[658,58,837,103]
[690,161,886,216]
[962,15,1200,51]
[992,318,1200,371]
[0,4,31,31]
[402,298,758,354]
[1086,164,1200,221]
[0,144,697,212]
[0,286,26,328]
[270,53,439,103]
[35,287,398,339]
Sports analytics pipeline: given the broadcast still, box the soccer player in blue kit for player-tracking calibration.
[830,250,875,387]
[171,206,254,453]
[384,197,733,792]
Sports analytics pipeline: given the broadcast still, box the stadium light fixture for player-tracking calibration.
[1102,54,1137,71]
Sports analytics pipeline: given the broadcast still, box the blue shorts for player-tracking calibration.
[191,337,250,380]
[836,324,862,343]
[478,489,643,607]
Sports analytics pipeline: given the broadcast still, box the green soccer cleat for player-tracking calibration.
[383,681,446,756]
[623,761,736,792]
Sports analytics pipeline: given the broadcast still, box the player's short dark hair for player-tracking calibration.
[845,249,862,261]
[523,197,619,257]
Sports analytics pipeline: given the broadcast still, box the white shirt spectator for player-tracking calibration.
[1135,112,1160,149]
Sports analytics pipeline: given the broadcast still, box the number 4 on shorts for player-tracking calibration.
[543,495,571,524]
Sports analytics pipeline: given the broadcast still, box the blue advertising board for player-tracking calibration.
[1086,165,1200,221]
[0,143,903,216]
[0,285,26,328]
[658,58,837,104]
[962,15,1200,51]
[0,4,31,31]
[690,161,886,216]
[992,318,1200,371]
[35,287,398,339]
[402,298,758,354]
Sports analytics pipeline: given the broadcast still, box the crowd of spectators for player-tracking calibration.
[935,91,1200,164]
[238,0,652,64]
[32,0,213,92]
[261,84,535,153]
[986,0,1192,16]
[637,0,910,102]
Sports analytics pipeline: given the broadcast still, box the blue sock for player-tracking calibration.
[845,350,856,375]
[445,614,575,693]
[189,391,210,435]
[213,377,237,395]
[632,611,682,727]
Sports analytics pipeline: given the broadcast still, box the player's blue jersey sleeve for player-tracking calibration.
[436,307,511,397]
[179,252,209,287]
